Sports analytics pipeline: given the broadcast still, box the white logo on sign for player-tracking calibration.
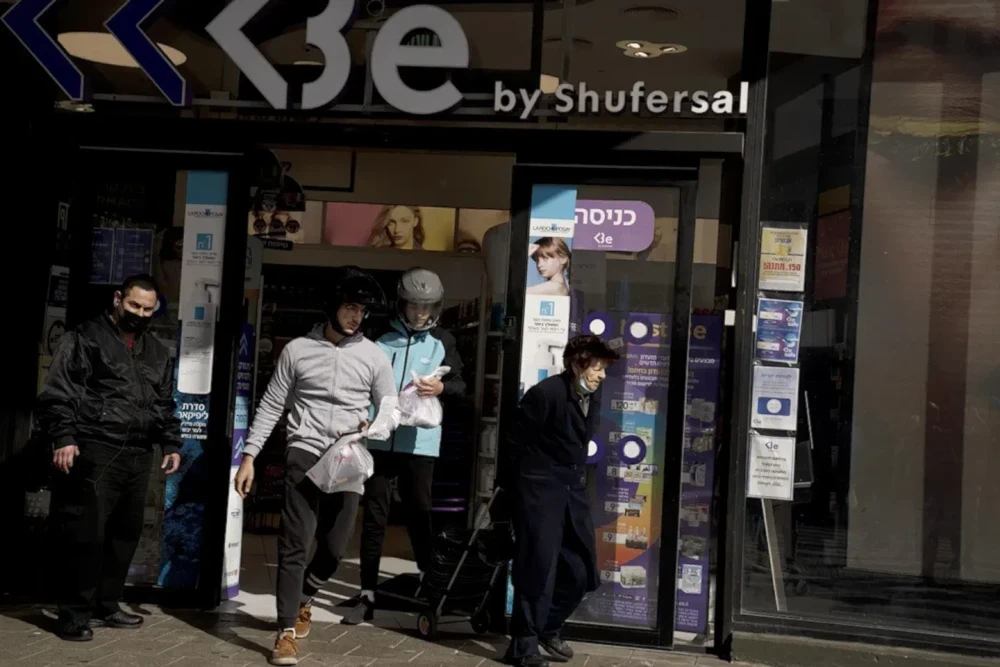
[206,1,469,114]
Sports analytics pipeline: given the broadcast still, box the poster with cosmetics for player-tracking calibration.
[566,312,722,633]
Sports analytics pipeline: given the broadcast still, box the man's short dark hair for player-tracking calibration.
[120,274,159,298]
[563,335,620,372]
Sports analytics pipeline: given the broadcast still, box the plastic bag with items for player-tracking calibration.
[397,366,451,428]
[306,431,374,495]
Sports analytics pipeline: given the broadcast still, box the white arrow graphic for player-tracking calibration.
[205,0,287,109]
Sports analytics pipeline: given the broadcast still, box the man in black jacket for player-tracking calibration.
[503,335,619,667]
[37,274,182,642]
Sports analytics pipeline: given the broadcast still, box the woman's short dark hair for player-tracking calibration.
[563,335,620,372]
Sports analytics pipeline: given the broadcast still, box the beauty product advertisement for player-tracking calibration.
[324,202,457,251]
[566,312,722,634]
[518,185,577,397]
[759,227,808,292]
[755,298,804,363]
[160,171,228,588]
[676,315,723,635]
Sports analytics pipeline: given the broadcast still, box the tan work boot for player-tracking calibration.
[270,630,298,666]
[294,604,312,639]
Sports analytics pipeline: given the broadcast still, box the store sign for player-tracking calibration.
[207,1,468,112]
[496,81,750,119]
[573,200,655,252]
[5,0,749,117]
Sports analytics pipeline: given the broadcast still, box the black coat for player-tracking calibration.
[36,314,182,456]
[509,372,601,470]
[506,373,601,592]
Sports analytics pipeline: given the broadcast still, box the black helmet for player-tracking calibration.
[326,267,386,333]
[397,268,444,332]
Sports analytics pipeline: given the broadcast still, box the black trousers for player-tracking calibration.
[51,441,152,624]
[277,447,360,629]
[507,470,594,659]
[359,450,435,592]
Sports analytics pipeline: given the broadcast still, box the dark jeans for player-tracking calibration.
[359,450,435,592]
[277,447,360,629]
[51,441,152,624]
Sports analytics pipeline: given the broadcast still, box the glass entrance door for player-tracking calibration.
[501,163,716,649]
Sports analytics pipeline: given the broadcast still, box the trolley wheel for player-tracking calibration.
[417,609,438,639]
[471,609,491,635]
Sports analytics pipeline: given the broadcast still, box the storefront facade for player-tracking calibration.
[1,0,997,663]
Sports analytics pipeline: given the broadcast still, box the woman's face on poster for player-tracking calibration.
[535,249,567,280]
[386,206,419,247]
[47,322,65,354]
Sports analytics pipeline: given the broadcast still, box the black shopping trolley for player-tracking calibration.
[415,488,511,640]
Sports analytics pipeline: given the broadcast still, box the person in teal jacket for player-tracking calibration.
[344,268,465,625]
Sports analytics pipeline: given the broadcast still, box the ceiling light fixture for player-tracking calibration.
[617,40,687,58]
[539,74,560,94]
[58,32,186,68]
[293,60,324,66]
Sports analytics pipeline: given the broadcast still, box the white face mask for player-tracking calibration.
[578,377,597,395]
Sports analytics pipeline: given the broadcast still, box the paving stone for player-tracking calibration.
[0,606,744,667]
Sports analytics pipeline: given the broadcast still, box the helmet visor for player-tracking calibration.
[400,298,443,332]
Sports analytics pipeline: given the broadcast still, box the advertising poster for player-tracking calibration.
[160,171,228,588]
[38,265,70,393]
[747,435,796,501]
[755,298,803,363]
[456,208,508,253]
[222,324,254,600]
[517,185,577,396]
[324,202,456,250]
[751,366,800,431]
[759,227,807,292]
[676,315,723,635]
[566,313,722,635]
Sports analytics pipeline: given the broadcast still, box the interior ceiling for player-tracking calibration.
[41,0,866,102]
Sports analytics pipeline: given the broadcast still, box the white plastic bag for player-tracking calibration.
[306,432,374,495]
[366,395,400,441]
[398,366,451,428]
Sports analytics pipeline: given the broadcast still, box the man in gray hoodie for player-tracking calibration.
[234,267,396,667]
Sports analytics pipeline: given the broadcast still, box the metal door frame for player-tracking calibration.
[497,162,701,649]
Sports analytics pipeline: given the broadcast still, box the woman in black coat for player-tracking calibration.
[503,335,620,667]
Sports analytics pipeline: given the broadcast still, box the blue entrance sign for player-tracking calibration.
[105,0,190,106]
[2,0,86,101]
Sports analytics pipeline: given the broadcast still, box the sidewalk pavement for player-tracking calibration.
[0,605,740,667]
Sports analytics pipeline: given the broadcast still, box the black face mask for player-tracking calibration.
[118,307,152,334]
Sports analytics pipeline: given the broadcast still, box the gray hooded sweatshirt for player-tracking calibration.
[244,324,397,460]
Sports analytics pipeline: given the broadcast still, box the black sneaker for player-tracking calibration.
[94,610,144,629]
[340,597,375,625]
[504,654,550,667]
[540,637,573,663]
[56,621,94,642]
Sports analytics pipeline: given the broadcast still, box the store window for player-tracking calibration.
[742,0,1000,639]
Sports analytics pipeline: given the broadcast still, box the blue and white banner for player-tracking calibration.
[160,171,228,588]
